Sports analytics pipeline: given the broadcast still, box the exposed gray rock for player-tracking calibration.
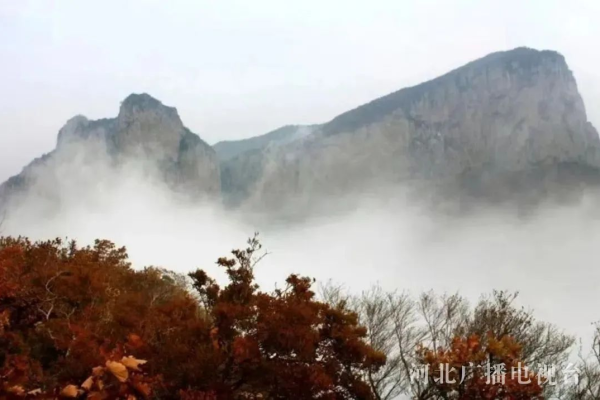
[214,125,314,162]
[223,47,600,210]
[0,94,220,209]
[2,48,599,216]
[217,125,315,206]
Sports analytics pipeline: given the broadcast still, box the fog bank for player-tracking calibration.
[3,145,600,347]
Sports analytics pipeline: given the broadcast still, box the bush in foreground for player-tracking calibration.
[0,236,384,399]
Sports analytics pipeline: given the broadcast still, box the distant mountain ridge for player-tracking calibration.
[0,94,220,210]
[2,47,599,215]
[219,47,600,209]
[213,125,315,162]
[323,48,574,136]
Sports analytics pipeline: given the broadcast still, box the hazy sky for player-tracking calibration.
[1,0,599,182]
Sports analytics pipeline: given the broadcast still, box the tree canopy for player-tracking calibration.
[0,236,384,399]
[1,235,598,399]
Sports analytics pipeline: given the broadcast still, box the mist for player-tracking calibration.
[3,137,600,354]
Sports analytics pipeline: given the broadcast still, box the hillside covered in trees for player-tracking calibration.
[1,235,599,399]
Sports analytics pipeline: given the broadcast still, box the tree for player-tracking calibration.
[564,323,600,399]
[326,287,574,399]
[0,235,384,399]
[187,235,386,399]
[0,237,204,398]
[466,292,574,369]
[417,333,544,399]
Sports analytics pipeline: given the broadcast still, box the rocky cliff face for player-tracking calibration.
[2,48,599,215]
[216,125,314,206]
[0,94,220,209]
[221,48,600,209]
[214,125,314,162]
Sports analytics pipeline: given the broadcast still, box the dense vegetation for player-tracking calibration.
[1,235,599,399]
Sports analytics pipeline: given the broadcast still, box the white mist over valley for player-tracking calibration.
[3,3,600,398]
[4,142,600,348]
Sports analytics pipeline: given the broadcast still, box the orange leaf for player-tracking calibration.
[81,376,94,391]
[106,361,129,382]
[60,384,79,398]
[121,356,147,371]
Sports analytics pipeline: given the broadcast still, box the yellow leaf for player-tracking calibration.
[60,384,79,398]
[105,360,129,382]
[121,356,147,371]
[81,376,94,391]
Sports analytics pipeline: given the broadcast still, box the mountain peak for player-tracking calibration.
[323,47,574,136]
[118,93,180,121]
[121,93,164,109]
[458,47,568,77]
[3,48,598,214]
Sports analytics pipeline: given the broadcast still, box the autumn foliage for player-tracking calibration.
[0,236,385,399]
[417,333,544,399]
[1,233,577,399]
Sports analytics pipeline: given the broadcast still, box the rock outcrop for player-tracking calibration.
[2,48,599,216]
[220,47,600,209]
[0,94,220,209]
[214,125,313,162]
[216,125,314,206]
